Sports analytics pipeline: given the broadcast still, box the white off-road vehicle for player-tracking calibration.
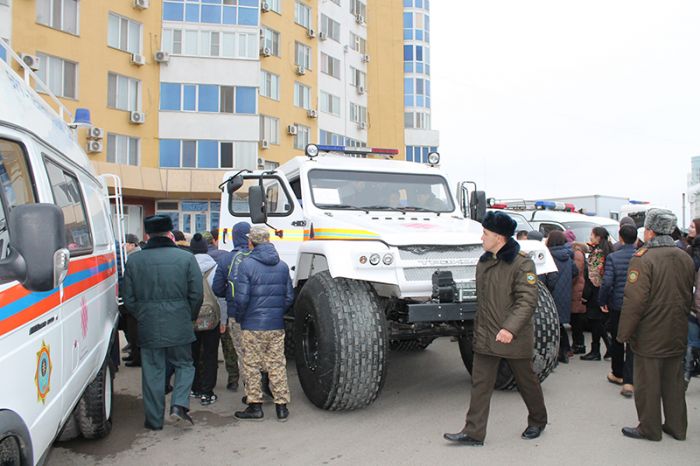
[218,145,559,411]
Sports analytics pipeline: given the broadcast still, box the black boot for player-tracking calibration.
[275,403,289,422]
[572,345,586,355]
[235,403,263,421]
[558,351,569,364]
[581,350,601,361]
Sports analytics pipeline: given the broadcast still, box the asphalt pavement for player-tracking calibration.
[47,337,700,466]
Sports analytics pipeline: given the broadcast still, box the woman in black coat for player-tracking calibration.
[543,231,578,363]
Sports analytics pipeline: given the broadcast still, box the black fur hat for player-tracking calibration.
[482,211,517,238]
[190,233,208,254]
[144,215,173,234]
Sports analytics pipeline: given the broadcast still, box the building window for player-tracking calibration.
[162,29,257,59]
[295,42,311,70]
[350,0,367,19]
[260,70,280,100]
[321,52,341,79]
[37,0,79,35]
[321,14,341,42]
[349,103,367,125]
[260,116,280,145]
[108,72,141,112]
[349,67,366,88]
[107,133,139,166]
[294,82,311,110]
[295,1,311,29]
[261,27,280,56]
[107,12,142,55]
[163,0,259,26]
[349,32,366,54]
[36,53,77,99]
[320,91,341,117]
[294,125,310,150]
[159,139,257,170]
[266,0,281,13]
[160,83,254,114]
[320,129,344,146]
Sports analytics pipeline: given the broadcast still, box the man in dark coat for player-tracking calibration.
[122,215,204,430]
[617,209,695,441]
[233,226,295,422]
[599,224,638,396]
[444,211,547,446]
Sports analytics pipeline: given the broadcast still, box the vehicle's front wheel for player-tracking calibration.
[76,361,113,439]
[294,271,388,411]
[0,435,21,466]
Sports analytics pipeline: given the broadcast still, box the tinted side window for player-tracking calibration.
[0,139,36,259]
[44,158,93,255]
[0,190,7,260]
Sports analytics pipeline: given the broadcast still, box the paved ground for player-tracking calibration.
[47,338,700,466]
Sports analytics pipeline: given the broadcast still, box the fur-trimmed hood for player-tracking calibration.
[480,237,520,264]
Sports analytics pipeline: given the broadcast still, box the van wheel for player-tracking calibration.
[76,361,113,439]
[458,281,560,390]
[0,436,21,466]
[284,318,295,359]
[294,271,388,411]
[56,412,80,442]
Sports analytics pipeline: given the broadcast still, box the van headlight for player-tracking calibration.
[382,253,393,265]
[369,253,381,266]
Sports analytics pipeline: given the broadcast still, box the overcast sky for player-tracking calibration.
[431,0,700,222]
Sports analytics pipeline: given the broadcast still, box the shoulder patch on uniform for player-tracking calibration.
[526,272,537,285]
[634,248,648,257]
[628,269,640,284]
[518,251,529,257]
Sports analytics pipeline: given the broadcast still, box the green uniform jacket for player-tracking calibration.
[473,238,539,359]
[618,244,695,358]
[123,236,204,348]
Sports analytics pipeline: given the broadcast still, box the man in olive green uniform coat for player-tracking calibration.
[445,211,547,446]
[617,208,695,441]
[123,215,204,430]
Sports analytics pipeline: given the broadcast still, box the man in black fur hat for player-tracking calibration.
[123,215,204,430]
[444,211,548,446]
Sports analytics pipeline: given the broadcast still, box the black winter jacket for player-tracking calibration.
[599,244,636,311]
[543,244,577,324]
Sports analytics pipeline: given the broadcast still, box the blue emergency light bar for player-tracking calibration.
[535,200,556,209]
[306,143,400,158]
[629,200,650,205]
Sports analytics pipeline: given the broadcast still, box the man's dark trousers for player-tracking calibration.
[141,344,195,429]
[464,353,547,441]
[634,354,687,441]
[608,310,634,383]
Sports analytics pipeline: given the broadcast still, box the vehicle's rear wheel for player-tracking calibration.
[0,436,21,466]
[76,361,113,439]
[294,271,388,411]
[458,280,560,390]
[56,412,80,442]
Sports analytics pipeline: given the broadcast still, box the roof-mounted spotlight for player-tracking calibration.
[305,144,320,159]
[427,151,440,166]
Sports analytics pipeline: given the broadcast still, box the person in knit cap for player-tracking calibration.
[617,209,695,441]
[444,211,547,446]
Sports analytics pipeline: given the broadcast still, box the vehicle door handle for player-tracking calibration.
[292,220,306,227]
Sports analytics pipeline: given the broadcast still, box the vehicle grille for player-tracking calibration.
[398,244,483,261]
[403,266,476,282]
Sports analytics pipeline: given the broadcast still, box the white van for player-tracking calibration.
[0,43,119,464]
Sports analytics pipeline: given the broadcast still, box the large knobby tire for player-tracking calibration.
[0,436,21,466]
[284,317,295,360]
[294,271,388,411]
[458,280,560,390]
[76,361,113,439]
[389,338,435,352]
[56,412,80,442]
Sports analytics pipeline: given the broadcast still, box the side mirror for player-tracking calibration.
[0,204,69,292]
[248,185,268,224]
[470,191,487,223]
[226,175,244,194]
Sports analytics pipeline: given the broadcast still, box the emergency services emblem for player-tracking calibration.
[628,270,639,284]
[526,273,537,285]
[35,340,52,404]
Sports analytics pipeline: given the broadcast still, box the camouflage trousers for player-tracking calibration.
[241,329,290,404]
[220,318,243,384]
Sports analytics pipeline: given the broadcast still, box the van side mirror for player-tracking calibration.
[226,175,244,194]
[248,185,268,224]
[470,191,487,223]
[0,204,70,292]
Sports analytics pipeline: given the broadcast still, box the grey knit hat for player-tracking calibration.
[644,208,676,235]
[619,216,636,227]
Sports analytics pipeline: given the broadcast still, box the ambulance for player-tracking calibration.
[0,42,120,464]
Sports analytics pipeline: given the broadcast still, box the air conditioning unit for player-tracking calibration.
[260,139,270,150]
[307,28,316,39]
[257,157,265,169]
[20,53,40,71]
[318,31,327,41]
[357,121,367,130]
[261,1,270,12]
[86,140,103,153]
[131,53,146,66]
[307,109,318,119]
[87,126,104,139]
[154,50,170,63]
[355,14,365,25]
[295,65,306,76]
[362,54,370,63]
[287,125,298,135]
[260,47,272,57]
[130,111,145,124]
[357,85,366,95]
[133,0,149,10]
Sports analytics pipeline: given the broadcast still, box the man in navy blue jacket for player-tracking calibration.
[233,225,295,422]
[600,224,639,397]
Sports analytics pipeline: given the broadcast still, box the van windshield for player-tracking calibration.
[563,221,619,243]
[308,169,455,213]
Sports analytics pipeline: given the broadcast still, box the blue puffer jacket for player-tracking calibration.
[599,244,636,311]
[543,244,577,324]
[233,242,295,331]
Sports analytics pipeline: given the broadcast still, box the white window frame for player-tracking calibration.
[321,14,341,42]
[107,133,140,166]
[350,67,367,88]
[321,52,341,79]
[350,102,367,124]
[294,125,311,150]
[108,72,141,112]
[294,82,311,110]
[261,27,280,56]
[36,52,78,99]
[320,91,341,117]
[37,0,80,35]
[295,1,312,29]
[350,0,367,19]
[350,31,366,54]
[295,42,311,70]
[267,0,281,13]
[260,115,280,145]
[107,12,143,55]
[260,70,280,101]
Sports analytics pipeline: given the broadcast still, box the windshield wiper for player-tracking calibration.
[323,204,369,213]
[403,206,433,212]
[360,205,407,214]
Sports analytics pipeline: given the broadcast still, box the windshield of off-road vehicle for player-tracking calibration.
[563,222,619,243]
[308,169,454,213]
